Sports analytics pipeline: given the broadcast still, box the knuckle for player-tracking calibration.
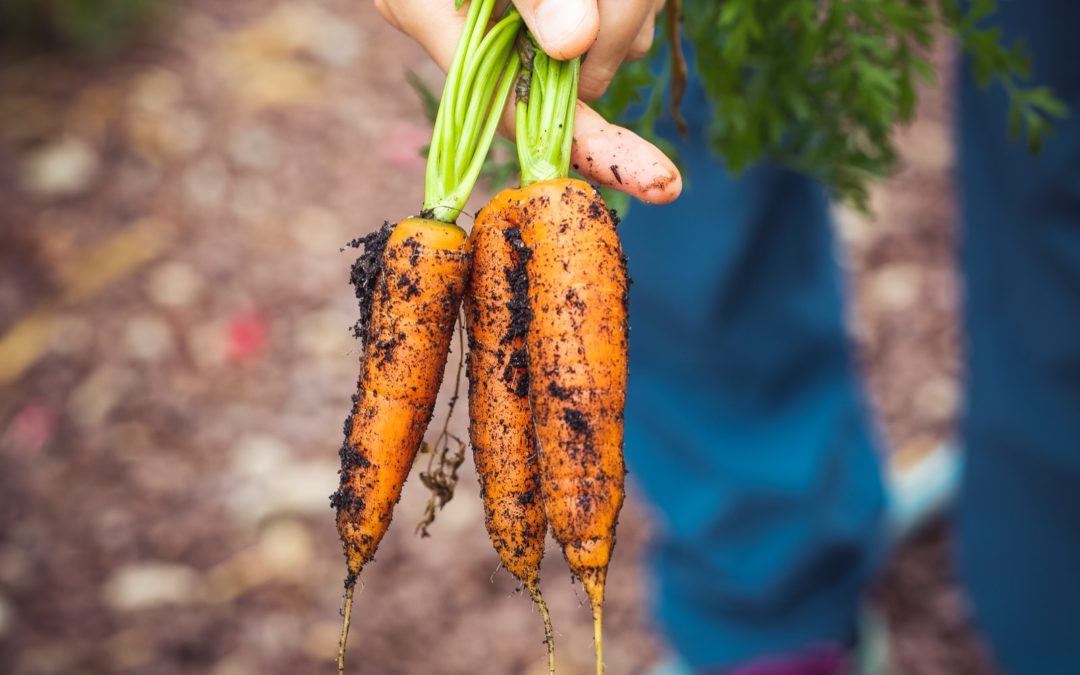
[627,36,654,61]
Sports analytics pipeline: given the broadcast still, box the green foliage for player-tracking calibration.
[603,0,1069,210]
[1,0,161,52]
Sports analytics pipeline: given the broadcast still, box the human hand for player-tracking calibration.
[374,0,681,204]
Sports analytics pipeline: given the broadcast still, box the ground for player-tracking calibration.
[0,2,997,673]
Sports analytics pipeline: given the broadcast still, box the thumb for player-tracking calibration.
[513,0,599,60]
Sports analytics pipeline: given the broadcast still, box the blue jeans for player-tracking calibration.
[620,74,886,669]
[621,2,1080,671]
[956,3,1080,674]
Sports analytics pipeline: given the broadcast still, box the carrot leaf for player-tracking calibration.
[423,1,522,223]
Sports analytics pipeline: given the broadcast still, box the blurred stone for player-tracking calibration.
[833,204,873,251]
[310,18,363,67]
[19,136,100,199]
[128,68,185,115]
[871,263,921,312]
[49,314,94,356]
[256,519,313,580]
[124,314,175,363]
[102,562,201,611]
[0,592,13,638]
[915,376,959,423]
[231,432,292,474]
[225,433,337,522]
[147,261,204,309]
[902,122,954,172]
[69,366,134,427]
[128,107,207,162]
[295,309,354,358]
[291,204,344,253]
[125,69,201,162]
[228,125,279,171]
[184,157,230,208]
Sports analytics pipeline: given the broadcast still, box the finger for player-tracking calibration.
[626,12,655,62]
[497,100,680,203]
[578,0,655,101]
[513,0,600,60]
[570,101,682,204]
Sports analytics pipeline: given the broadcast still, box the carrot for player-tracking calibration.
[465,192,555,673]
[332,218,469,671]
[519,178,627,675]
[330,2,522,672]
[514,42,628,675]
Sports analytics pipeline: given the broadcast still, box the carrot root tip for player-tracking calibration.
[337,583,356,675]
[527,580,556,675]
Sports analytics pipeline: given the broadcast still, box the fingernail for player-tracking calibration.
[534,0,591,58]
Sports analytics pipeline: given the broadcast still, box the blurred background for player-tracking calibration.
[0,1,993,673]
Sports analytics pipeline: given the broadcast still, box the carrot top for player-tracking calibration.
[423,0,522,223]
[514,36,579,187]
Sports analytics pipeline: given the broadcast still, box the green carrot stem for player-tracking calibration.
[516,36,579,187]
[423,2,522,223]
[455,8,515,129]
[454,14,521,176]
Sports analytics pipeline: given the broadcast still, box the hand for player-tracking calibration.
[512,0,664,101]
[374,0,681,204]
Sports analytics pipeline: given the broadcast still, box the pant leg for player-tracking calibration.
[956,4,1080,674]
[619,68,885,670]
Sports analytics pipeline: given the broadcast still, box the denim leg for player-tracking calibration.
[620,73,885,669]
[956,3,1080,673]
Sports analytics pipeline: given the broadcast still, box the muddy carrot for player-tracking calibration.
[516,42,629,675]
[465,192,555,673]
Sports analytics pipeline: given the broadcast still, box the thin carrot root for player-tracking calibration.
[526,580,556,675]
[337,583,355,675]
[592,601,603,675]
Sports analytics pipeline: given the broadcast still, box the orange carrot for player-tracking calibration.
[332,219,470,670]
[465,192,555,672]
[519,178,628,675]
[333,219,470,576]
[511,39,629,674]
